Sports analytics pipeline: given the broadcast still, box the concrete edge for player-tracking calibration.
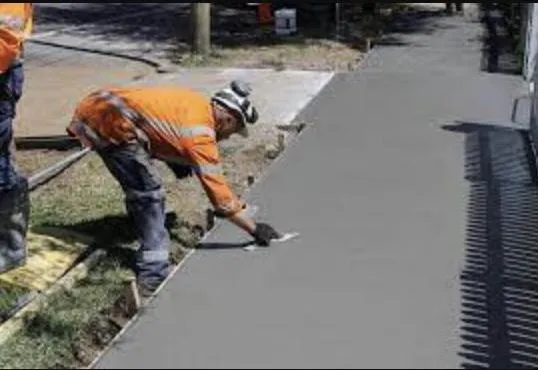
[86,70,337,370]
[27,39,167,72]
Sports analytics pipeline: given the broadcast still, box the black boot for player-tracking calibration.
[0,177,29,274]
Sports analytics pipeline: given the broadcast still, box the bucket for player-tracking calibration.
[275,8,297,36]
[0,177,29,274]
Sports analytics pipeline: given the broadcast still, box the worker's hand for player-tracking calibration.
[252,223,281,247]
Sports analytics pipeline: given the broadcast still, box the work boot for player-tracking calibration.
[136,264,172,300]
[0,177,29,274]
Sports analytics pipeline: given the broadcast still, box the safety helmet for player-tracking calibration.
[212,80,259,138]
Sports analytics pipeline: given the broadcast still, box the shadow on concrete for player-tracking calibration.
[442,122,538,368]
[34,3,185,41]
[479,5,523,76]
[372,6,454,47]
[196,241,256,250]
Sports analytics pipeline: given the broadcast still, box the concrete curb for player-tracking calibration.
[27,39,172,74]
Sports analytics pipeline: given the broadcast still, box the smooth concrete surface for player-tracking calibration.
[95,7,532,369]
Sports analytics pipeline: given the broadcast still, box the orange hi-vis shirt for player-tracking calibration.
[68,86,245,218]
[0,3,33,73]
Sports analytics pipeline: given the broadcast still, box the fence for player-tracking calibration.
[525,4,538,164]
[524,4,538,82]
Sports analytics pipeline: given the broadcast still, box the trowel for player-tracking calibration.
[239,204,300,251]
[243,232,300,252]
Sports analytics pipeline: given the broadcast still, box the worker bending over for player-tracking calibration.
[67,80,281,296]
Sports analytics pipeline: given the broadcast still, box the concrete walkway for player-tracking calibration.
[95,7,537,369]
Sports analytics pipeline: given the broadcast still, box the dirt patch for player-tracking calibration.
[168,4,375,72]
[177,37,364,72]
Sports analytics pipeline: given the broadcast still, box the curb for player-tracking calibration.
[27,39,173,74]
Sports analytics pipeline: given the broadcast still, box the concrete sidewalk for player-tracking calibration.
[15,46,152,138]
[95,6,537,369]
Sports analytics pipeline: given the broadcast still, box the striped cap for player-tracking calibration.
[212,80,259,138]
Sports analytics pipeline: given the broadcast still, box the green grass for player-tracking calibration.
[29,155,125,229]
[0,261,126,369]
[0,154,137,369]
[0,153,199,369]
[0,283,33,320]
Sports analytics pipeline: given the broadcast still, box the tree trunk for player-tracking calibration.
[191,3,211,55]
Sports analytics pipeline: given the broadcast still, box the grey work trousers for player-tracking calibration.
[96,141,171,289]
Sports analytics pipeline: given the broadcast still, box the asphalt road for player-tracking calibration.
[95,6,538,369]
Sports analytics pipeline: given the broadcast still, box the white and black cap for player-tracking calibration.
[212,80,259,138]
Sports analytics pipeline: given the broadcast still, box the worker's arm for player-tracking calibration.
[185,136,252,225]
[0,28,22,73]
[229,211,280,246]
[184,136,279,244]
[227,207,256,235]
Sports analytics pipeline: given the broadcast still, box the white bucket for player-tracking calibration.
[275,8,297,36]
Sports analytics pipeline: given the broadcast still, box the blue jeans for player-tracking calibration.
[96,141,171,289]
[0,62,24,191]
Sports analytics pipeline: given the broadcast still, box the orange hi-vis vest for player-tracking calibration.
[67,86,245,218]
[0,3,33,73]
